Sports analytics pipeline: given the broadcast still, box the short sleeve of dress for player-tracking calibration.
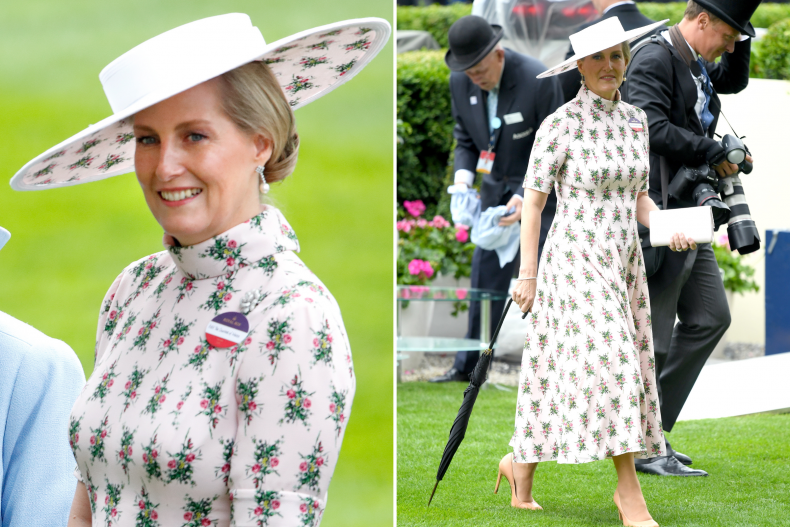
[228,289,355,527]
[523,110,568,194]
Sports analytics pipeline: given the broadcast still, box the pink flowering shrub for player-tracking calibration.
[403,200,426,217]
[397,206,474,290]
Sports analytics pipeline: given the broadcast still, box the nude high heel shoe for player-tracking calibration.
[613,490,658,527]
[494,453,542,510]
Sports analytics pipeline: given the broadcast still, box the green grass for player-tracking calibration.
[398,383,790,526]
[0,1,393,525]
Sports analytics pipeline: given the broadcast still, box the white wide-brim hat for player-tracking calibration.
[11,14,391,191]
[537,17,668,79]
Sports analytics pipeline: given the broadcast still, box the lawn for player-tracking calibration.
[398,383,790,527]
[0,1,393,525]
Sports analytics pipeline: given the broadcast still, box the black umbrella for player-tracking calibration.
[428,297,515,506]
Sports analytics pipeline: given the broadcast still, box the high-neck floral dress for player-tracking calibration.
[510,86,666,464]
[69,205,354,526]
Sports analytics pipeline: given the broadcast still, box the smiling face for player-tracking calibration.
[577,43,628,101]
[464,48,505,92]
[133,78,271,247]
[695,16,740,62]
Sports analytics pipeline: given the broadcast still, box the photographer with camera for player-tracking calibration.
[622,0,760,477]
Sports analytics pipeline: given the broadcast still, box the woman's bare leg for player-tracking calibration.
[612,453,653,522]
[512,460,539,502]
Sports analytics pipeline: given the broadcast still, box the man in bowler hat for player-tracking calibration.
[622,0,760,476]
[430,16,563,382]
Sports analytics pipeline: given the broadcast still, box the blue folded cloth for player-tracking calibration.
[471,205,520,268]
[448,184,480,227]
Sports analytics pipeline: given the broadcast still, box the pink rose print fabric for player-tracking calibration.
[70,206,354,526]
[510,86,666,464]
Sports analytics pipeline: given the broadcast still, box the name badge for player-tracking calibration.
[476,151,495,174]
[628,117,644,132]
[504,112,524,125]
[205,312,250,348]
[470,96,478,105]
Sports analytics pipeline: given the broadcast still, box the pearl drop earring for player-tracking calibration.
[580,73,585,86]
[256,165,269,194]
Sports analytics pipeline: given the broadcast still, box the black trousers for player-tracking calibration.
[453,245,518,373]
[648,243,731,432]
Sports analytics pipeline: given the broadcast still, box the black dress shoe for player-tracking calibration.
[672,449,693,466]
[634,455,708,476]
[665,440,693,465]
[429,368,469,383]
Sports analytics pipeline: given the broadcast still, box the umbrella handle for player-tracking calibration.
[487,298,512,350]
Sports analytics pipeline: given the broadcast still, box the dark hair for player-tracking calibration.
[684,1,721,24]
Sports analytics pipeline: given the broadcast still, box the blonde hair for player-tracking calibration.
[621,40,631,68]
[218,61,299,186]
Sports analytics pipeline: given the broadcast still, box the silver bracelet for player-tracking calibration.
[516,277,537,281]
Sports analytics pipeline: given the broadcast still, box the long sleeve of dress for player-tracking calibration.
[71,270,123,491]
[229,287,354,527]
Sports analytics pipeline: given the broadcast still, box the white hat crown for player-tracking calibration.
[100,14,266,114]
[568,17,628,60]
[537,17,668,79]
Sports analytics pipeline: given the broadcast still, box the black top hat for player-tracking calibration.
[693,0,761,38]
[445,16,504,72]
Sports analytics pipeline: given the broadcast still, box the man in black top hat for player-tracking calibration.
[559,1,663,103]
[430,15,563,382]
[621,0,760,476]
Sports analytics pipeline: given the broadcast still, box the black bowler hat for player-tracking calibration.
[694,0,761,38]
[445,16,504,72]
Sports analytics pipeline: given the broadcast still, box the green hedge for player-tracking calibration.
[397,50,455,214]
[397,3,790,47]
[397,4,472,48]
[751,18,790,79]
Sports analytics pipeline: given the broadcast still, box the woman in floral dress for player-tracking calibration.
[501,18,695,527]
[11,14,390,527]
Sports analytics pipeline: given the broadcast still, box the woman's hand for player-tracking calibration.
[512,279,537,314]
[668,233,696,252]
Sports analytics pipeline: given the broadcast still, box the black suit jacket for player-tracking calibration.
[451,48,563,212]
[560,3,660,103]
[621,32,751,286]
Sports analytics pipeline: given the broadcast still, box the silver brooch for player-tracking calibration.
[240,288,265,315]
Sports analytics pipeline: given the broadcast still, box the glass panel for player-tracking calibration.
[396,286,510,302]
[397,336,496,352]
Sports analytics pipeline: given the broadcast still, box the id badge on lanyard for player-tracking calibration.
[476,131,497,175]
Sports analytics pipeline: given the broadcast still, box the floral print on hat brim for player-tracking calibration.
[261,24,382,110]
[12,21,389,191]
[19,119,136,188]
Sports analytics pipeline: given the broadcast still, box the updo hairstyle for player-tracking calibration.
[218,61,300,186]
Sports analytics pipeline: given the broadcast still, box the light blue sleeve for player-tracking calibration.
[0,317,86,527]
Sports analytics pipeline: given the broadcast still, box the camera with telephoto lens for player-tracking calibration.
[667,134,760,254]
